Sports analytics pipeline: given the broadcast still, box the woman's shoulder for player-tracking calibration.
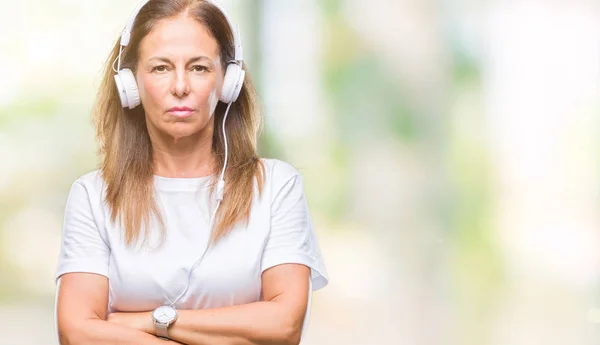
[69,169,106,197]
[74,169,103,184]
[260,157,304,184]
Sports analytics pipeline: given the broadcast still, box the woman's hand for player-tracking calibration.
[107,311,155,335]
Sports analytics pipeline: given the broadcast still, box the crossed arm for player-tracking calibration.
[56,263,310,345]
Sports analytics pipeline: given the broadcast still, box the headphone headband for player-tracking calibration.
[120,0,243,61]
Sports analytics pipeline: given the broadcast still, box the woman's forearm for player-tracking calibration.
[168,300,300,345]
[59,318,183,345]
[111,300,301,345]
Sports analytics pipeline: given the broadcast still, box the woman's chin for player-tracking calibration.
[164,122,204,140]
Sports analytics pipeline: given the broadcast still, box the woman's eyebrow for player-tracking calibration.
[149,56,212,64]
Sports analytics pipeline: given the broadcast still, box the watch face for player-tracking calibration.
[153,306,178,324]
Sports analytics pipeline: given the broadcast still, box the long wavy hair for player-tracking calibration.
[92,0,265,248]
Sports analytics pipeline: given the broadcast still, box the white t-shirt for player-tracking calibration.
[55,158,328,336]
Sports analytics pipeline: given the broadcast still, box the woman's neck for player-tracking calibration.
[151,134,217,179]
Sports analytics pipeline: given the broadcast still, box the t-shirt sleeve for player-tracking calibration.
[55,179,110,283]
[261,173,329,291]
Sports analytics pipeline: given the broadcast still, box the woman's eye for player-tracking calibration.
[152,65,168,72]
[192,65,207,72]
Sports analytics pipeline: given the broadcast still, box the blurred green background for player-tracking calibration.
[1,0,600,344]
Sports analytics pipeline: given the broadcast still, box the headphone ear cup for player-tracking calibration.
[220,63,245,103]
[231,69,245,103]
[114,68,140,109]
[114,73,129,108]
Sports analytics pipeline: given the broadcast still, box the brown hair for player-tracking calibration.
[92,0,265,248]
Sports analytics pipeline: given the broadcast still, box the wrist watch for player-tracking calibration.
[152,305,178,340]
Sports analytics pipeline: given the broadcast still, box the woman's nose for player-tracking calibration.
[171,68,191,97]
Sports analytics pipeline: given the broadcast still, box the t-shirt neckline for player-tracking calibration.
[153,174,216,191]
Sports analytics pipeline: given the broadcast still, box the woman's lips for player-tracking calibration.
[167,107,194,118]
[168,110,194,118]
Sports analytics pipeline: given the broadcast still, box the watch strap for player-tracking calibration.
[155,322,169,340]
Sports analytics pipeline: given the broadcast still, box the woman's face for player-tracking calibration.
[136,14,223,141]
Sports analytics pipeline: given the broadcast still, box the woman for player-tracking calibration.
[54,1,329,344]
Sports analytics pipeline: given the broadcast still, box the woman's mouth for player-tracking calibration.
[167,106,195,118]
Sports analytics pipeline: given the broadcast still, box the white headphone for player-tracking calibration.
[112,0,246,109]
